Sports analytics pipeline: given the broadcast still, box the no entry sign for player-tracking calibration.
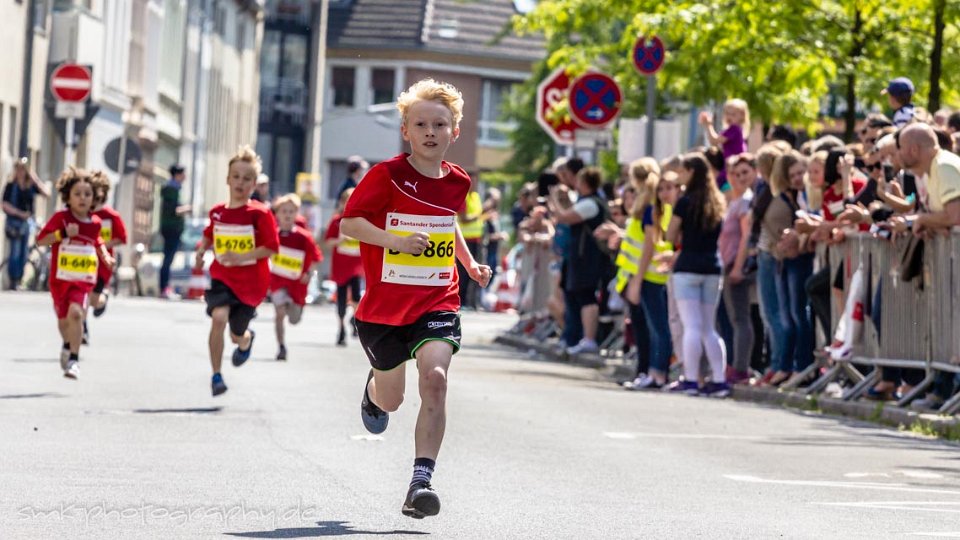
[50,63,93,103]
[568,72,622,128]
[633,36,666,75]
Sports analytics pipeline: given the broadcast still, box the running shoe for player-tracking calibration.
[276,344,287,361]
[93,293,108,317]
[211,373,228,396]
[701,381,731,398]
[566,338,599,355]
[337,326,347,347]
[350,315,358,337]
[59,346,70,372]
[360,369,389,434]
[625,375,663,391]
[402,482,440,519]
[666,380,699,396]
[231,330,256,367]
[64,360,79,380]
[621,374,645,389]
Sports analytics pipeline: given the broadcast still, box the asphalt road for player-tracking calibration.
[1,291,958,539]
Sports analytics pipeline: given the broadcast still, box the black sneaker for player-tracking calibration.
[211,373,228,396]
[360,369,388,434]
[93,293,108,317]
[350,315,358,337]
[276,344,287,361]
[402,482,440,519]
[337,326,347,347]
[231,330,256,367]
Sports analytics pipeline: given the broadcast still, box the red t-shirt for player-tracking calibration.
[203,201,280,307]
[93,205,127,281]
[822,177,868,230]
[37,209,105,292]
[269,225,322,306]
[324,214,364,285]
[342,153,470,326]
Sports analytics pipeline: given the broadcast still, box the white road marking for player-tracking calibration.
[845,471,944,480]
[816,501,960,514]
[603,432,766,440]
[350,434,384,441]
[724,475,960,496]
[908,533,960,537]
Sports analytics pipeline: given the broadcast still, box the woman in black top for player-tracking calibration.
[665,153,729,396]
[2,158,49,289]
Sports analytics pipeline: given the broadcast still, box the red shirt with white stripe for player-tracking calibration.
[93,205,127,283]
[269,225,322,306]
[342,153,470,326]
[203,201,280,307]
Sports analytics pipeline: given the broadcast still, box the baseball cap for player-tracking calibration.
[882,77,914,96]
[257,173,270,185]
[169,164,185,176]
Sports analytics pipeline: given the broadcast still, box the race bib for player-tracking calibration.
[336,235,361,257]
[213,223,256,266]
[99,219,112,243]
[382,212,456,286]
[56,242,98,284]
[271,246,306,280]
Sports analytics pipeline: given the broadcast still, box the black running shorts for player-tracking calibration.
[355,311,462,371]
[205,279,257,337]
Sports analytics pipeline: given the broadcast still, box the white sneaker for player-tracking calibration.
[59,348,70,371]
[622,375,646,389]
[566,338,599,355]
[64,360,79,379]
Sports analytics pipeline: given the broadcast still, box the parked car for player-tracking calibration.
[137,219,210,297]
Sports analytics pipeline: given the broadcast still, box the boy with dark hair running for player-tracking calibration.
[194,146,279,396]
[36,168,114,378]
[89,171,127,320]
[341,78,492,519]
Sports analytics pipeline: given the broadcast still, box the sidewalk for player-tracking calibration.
[496,330,960,441]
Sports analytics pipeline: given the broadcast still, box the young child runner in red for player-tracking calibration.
[36,168,115,379]
[341,79,492,519]
[323,187,364,346]
[194,146,279,396]
[89,170,127,320]
[269,193,322,361]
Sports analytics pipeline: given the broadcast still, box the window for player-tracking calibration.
[371,68,395,105]
[332,67,355,108]
[479,80,516,146]
[282,34,308,81]
[8,106,17,155]
[34,0,49,31]
[261,30,281,84]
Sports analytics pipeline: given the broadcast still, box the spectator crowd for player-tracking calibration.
[502,77,960,410]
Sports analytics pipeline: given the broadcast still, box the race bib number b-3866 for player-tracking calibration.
[382,213,456,286]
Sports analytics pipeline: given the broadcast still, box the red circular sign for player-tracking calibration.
[568,72,622,128]
[50,63,92,102]
[633,36,666,75]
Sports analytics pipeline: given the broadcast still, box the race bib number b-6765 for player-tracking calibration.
[382,213,456,286]
[213,223,256,266]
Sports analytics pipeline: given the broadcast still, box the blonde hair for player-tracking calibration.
[724,98,751,132]
[273,193,302,210]
[628,158,660,220]
[806,151,828,211]
[756,144,784,180]
[770,150,807,197]
[228,145,263,175]
[396,78,464,128]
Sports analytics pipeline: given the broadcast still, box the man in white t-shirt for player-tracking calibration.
[892,123,960,235]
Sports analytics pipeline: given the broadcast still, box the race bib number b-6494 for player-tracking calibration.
[56,243,98,284]
[382,213,456,286]
[270,246,306,280]
[213,223,256,266]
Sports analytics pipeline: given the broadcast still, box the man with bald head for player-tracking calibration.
[894,123,960,235]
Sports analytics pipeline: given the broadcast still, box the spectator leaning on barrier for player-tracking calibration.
[517,205,554,315]
[890,123,960,235]
[552,157,585,349]
[548,166,610,356]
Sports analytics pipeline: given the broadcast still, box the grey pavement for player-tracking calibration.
[1,291,959,539]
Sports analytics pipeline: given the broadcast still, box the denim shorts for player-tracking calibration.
[671,272,722,305]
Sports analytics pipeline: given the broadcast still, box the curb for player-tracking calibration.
[495,332,960,441]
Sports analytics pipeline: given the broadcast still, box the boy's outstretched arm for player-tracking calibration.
[454,224,492,288]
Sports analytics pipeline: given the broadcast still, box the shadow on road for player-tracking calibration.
[225,520,428,537]
[133,407,223,415]
[10,358,58,363]
[0,392,64,399]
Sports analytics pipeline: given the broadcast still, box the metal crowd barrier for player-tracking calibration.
[801,231,960,415]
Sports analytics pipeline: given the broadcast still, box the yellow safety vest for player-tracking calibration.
[459,191,484,240]
[614,204,674,292]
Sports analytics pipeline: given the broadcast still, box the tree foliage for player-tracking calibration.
[504,0,960,175]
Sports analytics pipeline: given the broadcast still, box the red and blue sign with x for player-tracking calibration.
[568,72,622,128]
[633,36,665,75]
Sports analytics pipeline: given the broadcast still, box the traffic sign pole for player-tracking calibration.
[65,116,75,167]
[645,75,656,156]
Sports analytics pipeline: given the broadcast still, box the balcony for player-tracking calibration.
[259,78,309,126]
